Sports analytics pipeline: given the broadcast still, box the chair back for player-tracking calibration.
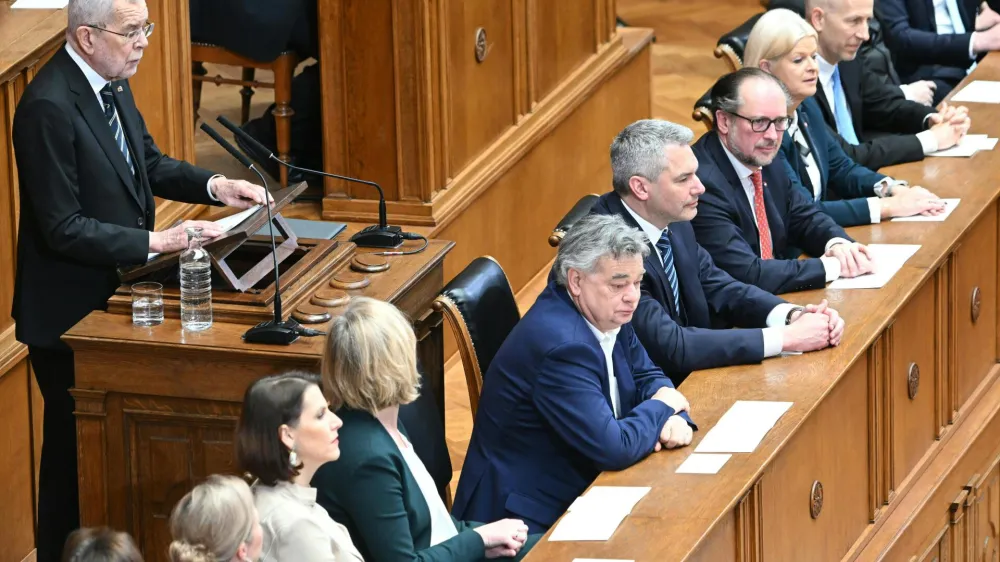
[693,87,715,132]
[549,194,600,247]
[714,13,764,71]
[399,364,454,507]
[433,257,519,419]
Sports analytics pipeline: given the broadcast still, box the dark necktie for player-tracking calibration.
[100,83,134,175]
[655,230,681,316]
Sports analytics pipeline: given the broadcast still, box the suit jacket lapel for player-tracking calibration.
[797,108,827,195]
[606,194,676,312]
[111,82,151,211]
[61,52,143,211]
[667,228,695,325]
[706,133,759,241]
[839,61,865,136]
[813,85,835,128]
[611,339,637,414]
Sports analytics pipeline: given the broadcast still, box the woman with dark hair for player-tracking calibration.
[62,527,142,562]
[236,371,362,562]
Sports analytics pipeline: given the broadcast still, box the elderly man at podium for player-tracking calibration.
[11,0,269,558]
[452,214,696,533]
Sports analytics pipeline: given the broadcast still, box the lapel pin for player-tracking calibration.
[117,85,123,92]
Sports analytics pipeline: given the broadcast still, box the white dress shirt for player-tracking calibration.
[934,0,977,59]
[620,200,796,357]
[582,320,622,418]
[718,141,846,282]
[396,434,459,546]
[787,111,882,224]
[816,54,939,154]
[65,43,221,201]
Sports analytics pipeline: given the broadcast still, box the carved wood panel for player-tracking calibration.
[973,456,1000,562]
[528,0,598,105]
[953,211,998,413]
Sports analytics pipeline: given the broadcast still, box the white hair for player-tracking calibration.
[67,0,139,31]
[552,214,650,287]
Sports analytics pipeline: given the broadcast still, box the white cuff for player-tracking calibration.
[821,256,842,282]
[766,303,799,328]
[899,83,915,101]
[970,32,977,58]
[207,174,223,202]
[762,327,784,358]
[917,130,938,155]
[867,197,882,224]
[825,237,850,253]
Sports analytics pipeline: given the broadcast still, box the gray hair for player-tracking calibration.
[68,0,137,32]
[552,214,650,287]
[610,119,694,196]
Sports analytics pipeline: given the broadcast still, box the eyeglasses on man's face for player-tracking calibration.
[86,21,154,44]
[727,111,791,133]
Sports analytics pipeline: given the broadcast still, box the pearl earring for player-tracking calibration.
[289,447,298,467]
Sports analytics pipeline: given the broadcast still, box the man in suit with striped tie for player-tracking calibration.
[11,1,271,558]
[592,119,845,386]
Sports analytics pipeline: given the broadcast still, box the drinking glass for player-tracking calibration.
[132,282,164,327]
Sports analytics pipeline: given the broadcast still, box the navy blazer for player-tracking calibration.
[590,192,786,384]
[877,0,992,89]
[451,281,694,533]
[690,131,852,295]
[780,97,887,228]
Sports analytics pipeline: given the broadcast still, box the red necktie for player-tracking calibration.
[750,169,773,259]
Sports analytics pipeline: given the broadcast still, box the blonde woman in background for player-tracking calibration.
[168,474,263,562]
[236,371,363,562]
[313,297,535,562]
[62,527,142,562]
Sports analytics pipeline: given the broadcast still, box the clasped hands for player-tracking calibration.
[881,183,946,219]
[651,387,693,452]
[473,518,531,559]
[148,177,274,254]
[782,299,845,353]
[928,103,971,150]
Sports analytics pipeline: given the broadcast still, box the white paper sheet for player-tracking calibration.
[826,244,921,289]
[675,453,732,474]
[950,80,1000,103]
[567,487,650,515]
[890,198,960,222]
[928,135,998,157]
[11,0,68,8]
[694,401,793,454]
[549,509,629,542]
[146,205,262,262]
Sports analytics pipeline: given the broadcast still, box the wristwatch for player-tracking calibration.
[876,179,908,198]
[785,306,806,325]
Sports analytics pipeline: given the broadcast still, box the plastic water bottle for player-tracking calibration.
[180,227,213,331]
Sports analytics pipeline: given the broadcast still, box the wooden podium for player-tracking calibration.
[64,221,453,562]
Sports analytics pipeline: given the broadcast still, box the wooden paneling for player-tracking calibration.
[0,360,36,562]
[910,522,950,562]
[892,279,940,493]
[760,358,871,561]
[529,0,598,104]
[971,457,1000,562]
[0,74,24,339]
[952,211,998,413]
[688,510,738,562]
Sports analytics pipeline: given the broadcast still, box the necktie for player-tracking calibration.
[654,230,681,316]
[944,0,967,33]
[100,83,134,175]
[830,66,859,145]
[750,169,774,259]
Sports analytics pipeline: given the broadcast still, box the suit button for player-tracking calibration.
[137,217,144,227]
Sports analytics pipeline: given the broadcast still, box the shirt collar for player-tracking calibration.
[816,54,837,87]
[271,480,318,506]
[583,319,620,351]
[65,42,109,96]
[620,198,668,246]
[719,138,757,181]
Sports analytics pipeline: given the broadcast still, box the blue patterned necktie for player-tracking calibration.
[100,83,134,174]
[830,66,859,145]
[655,230,681,316]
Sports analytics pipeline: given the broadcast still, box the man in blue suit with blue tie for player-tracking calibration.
[592,119,845,385]
[452,214,695,533]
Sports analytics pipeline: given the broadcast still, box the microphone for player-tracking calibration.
[215,115,403,249]
[199,122,314,345]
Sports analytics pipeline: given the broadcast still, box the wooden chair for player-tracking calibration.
[549,194,600,247]
[714,13,764,72]
[693,87,715,132]
[191,44,298,187]
[432,256,520,422]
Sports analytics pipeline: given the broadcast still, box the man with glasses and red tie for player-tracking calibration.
[11,1,269,558]
[690,68,875,295]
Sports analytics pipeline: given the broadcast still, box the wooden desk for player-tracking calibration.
[524,58,1000,562]
[63,232,453,562]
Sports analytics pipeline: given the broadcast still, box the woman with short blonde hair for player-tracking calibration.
[168,475,262,562]
[315,297,535,561]
[744,8,944,227]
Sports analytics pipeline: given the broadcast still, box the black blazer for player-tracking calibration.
[690,131,851,295]
[189,0,317,62]
[12,47,217,349]
[813,56,934,169]
[590,192,786,384]
[877,0,993,87]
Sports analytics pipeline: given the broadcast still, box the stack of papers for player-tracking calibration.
[549,486,650,542]
[146,205,261,262]
[891,198,960,222]
[928,135,998,157]
[694,401,793,454]
[827,244,921,289]
[950,81,1000,104]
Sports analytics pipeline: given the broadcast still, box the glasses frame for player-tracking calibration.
[86,21,154,44]
[726,111,791,133]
